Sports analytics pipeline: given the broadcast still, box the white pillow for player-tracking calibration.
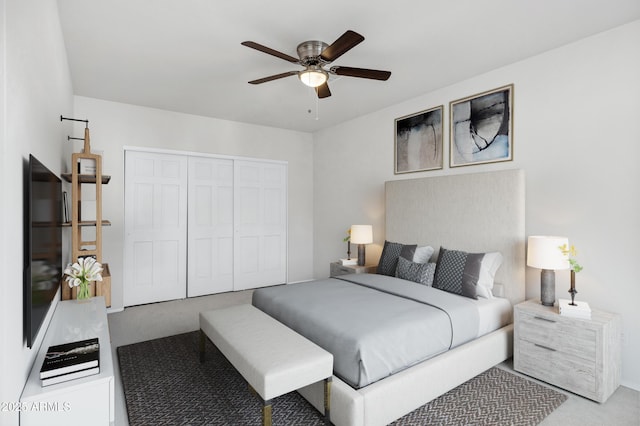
[413,246,435,263]
[476,252,503,299]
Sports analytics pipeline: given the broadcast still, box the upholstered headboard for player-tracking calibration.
[385,169,526,305]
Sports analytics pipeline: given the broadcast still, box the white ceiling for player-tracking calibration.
[57,0,640,133]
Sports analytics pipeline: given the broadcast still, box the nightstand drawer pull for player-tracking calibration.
[533,316,556,323]
[534,343,556,352]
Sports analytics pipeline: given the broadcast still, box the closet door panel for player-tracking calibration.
[125,151,287,302]
[234,160,287,290]
[187,157,234,297]
[124,151,188,306]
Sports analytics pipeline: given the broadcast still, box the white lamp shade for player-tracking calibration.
[527,235,570,270]
[350,225,373,244]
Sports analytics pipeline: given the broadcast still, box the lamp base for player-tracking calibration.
[357,244,366,266]
[540,269,555,306]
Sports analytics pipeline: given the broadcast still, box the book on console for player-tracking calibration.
[41,366,100,386]
[40,337,100,379]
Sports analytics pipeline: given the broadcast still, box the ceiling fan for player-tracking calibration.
[241,30,391,99]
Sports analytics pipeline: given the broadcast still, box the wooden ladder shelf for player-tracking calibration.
[61,127,111,306]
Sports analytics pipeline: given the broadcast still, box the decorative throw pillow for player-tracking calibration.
[377,241,417,276]
[413,246,435,263]
[433,247,484,299]
[396,257,436,286]
[476,252,504,299]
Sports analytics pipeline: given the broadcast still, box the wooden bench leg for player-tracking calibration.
[324,377,332,425]
[262,399,272,426]
[199,329,206,363]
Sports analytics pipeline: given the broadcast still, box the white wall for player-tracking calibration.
[71,96,315,310]
[0,0,73,424]
[313,21,640,390]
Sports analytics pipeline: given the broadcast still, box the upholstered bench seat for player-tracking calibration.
[199,304,333,425]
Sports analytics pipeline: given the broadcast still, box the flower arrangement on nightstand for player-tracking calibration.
[343,228,352,261]
[559,244,583,306]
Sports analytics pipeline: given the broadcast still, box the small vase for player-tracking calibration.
[568,270,577,305]
[77,281,91,300]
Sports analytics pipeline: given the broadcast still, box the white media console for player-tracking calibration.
[20,296,114,425]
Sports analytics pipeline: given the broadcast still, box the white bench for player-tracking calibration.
[199,304,333,425]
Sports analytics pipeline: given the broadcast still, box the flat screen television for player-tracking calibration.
[24,154,62,348]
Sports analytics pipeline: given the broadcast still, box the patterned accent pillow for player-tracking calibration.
[433,247,484,299]
[395,257,436,286]
[377,241,417,276]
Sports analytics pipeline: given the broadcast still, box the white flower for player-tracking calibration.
[64,257,103,288]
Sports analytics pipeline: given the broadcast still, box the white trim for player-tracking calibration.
[122,145,288,166]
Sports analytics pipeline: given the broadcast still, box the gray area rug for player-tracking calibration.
[118,331,567,425]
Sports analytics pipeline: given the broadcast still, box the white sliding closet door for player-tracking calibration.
[234,160,287,291]
[124,151,188,306]
[187,157,234,297]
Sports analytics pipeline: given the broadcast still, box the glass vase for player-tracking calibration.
[77,281,91,300]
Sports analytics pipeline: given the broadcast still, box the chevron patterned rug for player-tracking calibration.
[118,331,567,425]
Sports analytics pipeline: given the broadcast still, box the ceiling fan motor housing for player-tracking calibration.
[297,40,329,65]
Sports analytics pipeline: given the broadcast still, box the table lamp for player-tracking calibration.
[527,236,569,306]
[350,225,373,266]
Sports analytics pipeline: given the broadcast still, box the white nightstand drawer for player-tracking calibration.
[329,262,377,277]
[517,310,597,361]
[516,340,596,396]
[332,264,356,276]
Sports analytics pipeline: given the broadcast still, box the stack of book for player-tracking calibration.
[340,258,358,266]
[40,337,100,386]
[559,298,591,319]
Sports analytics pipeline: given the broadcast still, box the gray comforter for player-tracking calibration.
[252,273,480,388]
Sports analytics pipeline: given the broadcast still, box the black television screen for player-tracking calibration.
[24,154,62,348]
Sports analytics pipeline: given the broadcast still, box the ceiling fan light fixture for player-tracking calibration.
[298,67,328,88]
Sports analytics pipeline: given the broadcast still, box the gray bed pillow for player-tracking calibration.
[433,247,484,299]
[377,241,417,276]
[395,257,436,286]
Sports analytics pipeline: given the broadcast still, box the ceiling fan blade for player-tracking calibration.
[315,82,331,99]
[331,66,391,81]
[248,71,299,84]
[241,41,300,64]
[320,30,365,62]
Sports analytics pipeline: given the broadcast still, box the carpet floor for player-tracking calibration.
[118,331,567,425]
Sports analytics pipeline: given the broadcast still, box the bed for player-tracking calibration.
[253,169,525,426]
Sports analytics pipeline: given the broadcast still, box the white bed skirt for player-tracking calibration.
[298,323,514,426]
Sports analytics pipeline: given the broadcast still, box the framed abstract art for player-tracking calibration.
[394,105,443,174]
[450,85,514,167]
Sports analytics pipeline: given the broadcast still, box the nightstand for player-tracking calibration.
[329,262,377,277]
[513,299,621,403]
